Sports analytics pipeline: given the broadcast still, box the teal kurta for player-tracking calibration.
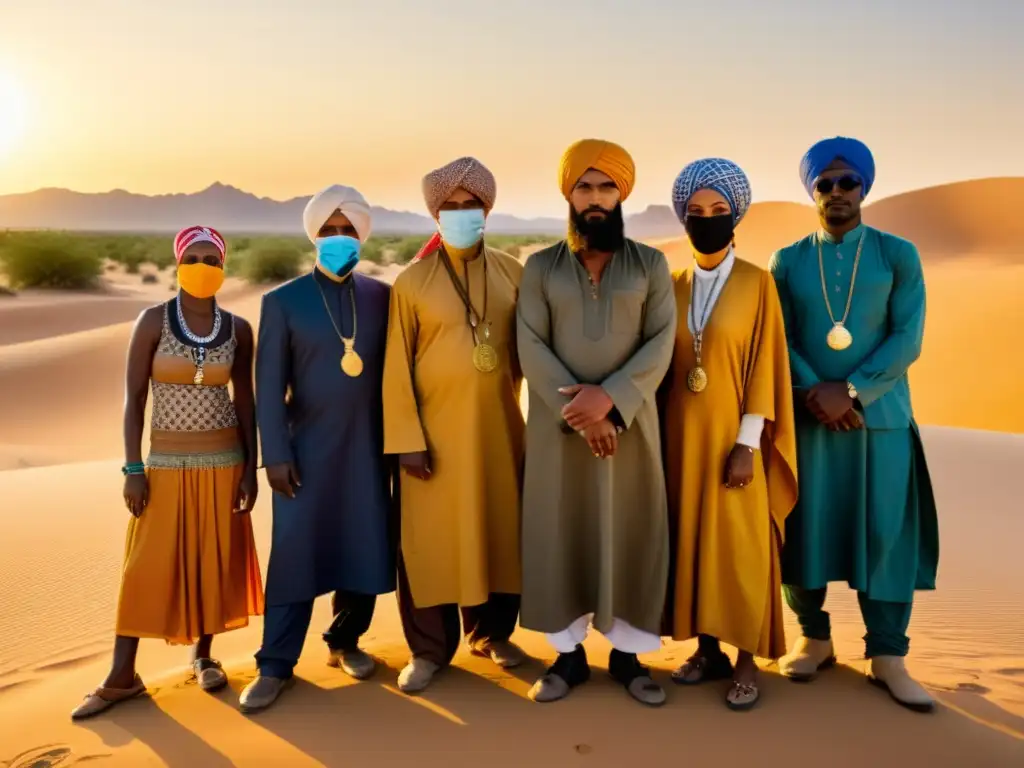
[769,223,939,603]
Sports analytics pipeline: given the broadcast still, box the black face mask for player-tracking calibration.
[684,213,735,255]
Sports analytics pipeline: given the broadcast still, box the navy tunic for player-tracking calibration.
[256,269,397,606]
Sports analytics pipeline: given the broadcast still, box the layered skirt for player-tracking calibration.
[115,429,264,644]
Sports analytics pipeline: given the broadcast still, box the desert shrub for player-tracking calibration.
[360,238,385,264]
[392,236,427,264]
[141,273,158,284]
[0,233,103,289]
[125,260,141,274]
[243,244,307,284]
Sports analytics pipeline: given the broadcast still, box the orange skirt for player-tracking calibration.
[115,463,264,644]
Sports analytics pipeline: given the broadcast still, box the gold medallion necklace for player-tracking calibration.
[818,229,865,351]
[315,272,362,377]
[439,248,496,373]
[686,261,727,394]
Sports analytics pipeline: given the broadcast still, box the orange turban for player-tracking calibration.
[558,139,635,202]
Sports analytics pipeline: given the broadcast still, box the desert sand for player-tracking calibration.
[1,215,1023,766]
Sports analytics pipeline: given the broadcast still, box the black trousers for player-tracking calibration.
[255,590,376,679]
[396,552,519,667]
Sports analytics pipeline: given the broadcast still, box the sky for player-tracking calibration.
[0,0,1022,217]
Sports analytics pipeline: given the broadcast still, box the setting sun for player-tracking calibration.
[0,71,27,156]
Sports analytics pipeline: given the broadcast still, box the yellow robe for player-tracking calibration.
[661,257,798,658]
[382,244,525,608]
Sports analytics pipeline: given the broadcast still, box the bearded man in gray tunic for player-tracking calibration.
[517,139,676,707]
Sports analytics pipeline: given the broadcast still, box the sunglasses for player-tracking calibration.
[815,175,862,195]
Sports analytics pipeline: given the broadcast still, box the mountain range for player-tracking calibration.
[1,178,1022,253]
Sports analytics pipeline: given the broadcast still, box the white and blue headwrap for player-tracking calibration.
[671,158,752,226]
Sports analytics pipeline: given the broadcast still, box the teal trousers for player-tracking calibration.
[783,584,911,658]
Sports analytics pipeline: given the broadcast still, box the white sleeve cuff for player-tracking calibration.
[736,414,765,448]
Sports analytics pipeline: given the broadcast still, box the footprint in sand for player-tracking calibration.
[3,743,112,767]
[994,667,1024,677]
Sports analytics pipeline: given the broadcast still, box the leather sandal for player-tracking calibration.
[725,679,760,711]
[70,674,146,720]
[671,652,734,685]
[193,658,228,692]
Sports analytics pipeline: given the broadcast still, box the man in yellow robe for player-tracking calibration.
[660,158,798,712]
[518,139,677,707]
[382,157,526,694]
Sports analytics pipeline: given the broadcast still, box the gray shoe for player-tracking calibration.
[397,658,440,694]
[471,639,526,669]
[239,675,292,714]
[625,675,667,707]
[528,674,570,703]
[328,648,376,680]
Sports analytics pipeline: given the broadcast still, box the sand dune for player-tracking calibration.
[0,428,1021,766]
[864,178,1024,259]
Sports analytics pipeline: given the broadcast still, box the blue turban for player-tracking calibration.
[800,136,875,199]
[671,158,752,225]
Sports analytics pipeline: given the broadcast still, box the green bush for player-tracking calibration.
[243,244,308,283]
[392,236,427,264]
[360,239,385,264]
[0,233,103,289]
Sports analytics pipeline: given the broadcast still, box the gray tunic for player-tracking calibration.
[517,239,677,635]
[256,270,397,606]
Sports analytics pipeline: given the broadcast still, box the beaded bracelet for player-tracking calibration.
[122,462,146,476]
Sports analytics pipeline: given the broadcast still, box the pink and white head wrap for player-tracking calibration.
[173,225,226,264]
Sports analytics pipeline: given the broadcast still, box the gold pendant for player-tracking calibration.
[826,323,853,351]
[340,341,363,377]
[686,366,708,393]
[193,366,204,385]
[472,342,498,373]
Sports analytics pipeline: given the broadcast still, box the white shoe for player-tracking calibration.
[778,636,836,682]
[868,656,935,712]
[397,658,440,694]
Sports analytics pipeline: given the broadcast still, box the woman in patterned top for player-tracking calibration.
[72,226,264,720]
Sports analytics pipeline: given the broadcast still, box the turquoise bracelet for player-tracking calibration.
[122,462,145,476]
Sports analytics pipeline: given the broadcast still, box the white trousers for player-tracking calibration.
[546,613,662,655]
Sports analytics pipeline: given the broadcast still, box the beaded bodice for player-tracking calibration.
[150,302,239,434]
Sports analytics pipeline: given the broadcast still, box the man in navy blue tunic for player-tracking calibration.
[241,184,397,713]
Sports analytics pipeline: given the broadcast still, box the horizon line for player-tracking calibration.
[2,175,1021,219]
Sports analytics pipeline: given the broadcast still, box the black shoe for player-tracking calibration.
[609,649,666,707]
[549,644,591,687]
[528,644,590,702]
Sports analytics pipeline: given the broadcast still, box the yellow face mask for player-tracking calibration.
[177,263,224,299]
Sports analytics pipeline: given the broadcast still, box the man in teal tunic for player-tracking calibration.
[768,136,939,712]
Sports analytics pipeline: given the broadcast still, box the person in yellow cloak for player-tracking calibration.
[382,157,526,694]
[660,158,798,711]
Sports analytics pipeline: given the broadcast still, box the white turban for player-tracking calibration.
[302,184,373,243]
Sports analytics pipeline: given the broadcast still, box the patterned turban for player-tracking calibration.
[422,157,497,219]
[800,136,875,199]
[174,225,226,264]
[558,139,635,201]
[303,184,373,243]
[671,158,752,225]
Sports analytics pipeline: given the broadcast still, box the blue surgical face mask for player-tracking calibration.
[438,208,486,249]
[315,235,360,278]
